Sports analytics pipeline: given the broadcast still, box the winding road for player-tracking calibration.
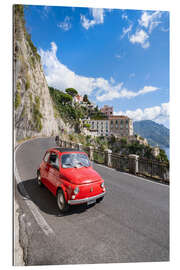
[14,137,169,265]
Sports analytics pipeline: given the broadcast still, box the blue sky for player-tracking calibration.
[24,5,169,127]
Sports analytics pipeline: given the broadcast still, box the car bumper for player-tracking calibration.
[68,191,106,205]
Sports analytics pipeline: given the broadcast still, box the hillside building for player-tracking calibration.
[82,118,110,137]
[82,115,133,138]
[73,94,83,104]
[100,105,113,117]
[109,115,133,137]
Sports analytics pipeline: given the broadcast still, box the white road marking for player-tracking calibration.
[15,141,55,236]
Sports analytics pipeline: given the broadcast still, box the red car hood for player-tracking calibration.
[61,166,102,185]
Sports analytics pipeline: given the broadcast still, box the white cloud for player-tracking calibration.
[138,11,162,33]
[115,102,169,127]
[122,13,128,20]
[39,42,159,102]
[129,29,150,48]
[42,6,51,18]
[57,16,72,31]
[110,76,115,84]
[128,11,164,49]
[120,24,133,39]
[80,8,105,30]
[96,85,159,102]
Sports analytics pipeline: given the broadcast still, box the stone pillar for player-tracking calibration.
[66,141,70,148]
[59,139,62,147]
[60,140,64,147]
[77,143,83,151]
[55,136,59,146]
[104,149,112,167]
[88,146,94,161]
[129,154,139,174]
[63,141,67,148]
[71,142,75,149]
[69,142,72,149]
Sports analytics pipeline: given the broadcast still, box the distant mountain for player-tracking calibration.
[133,120,169,148]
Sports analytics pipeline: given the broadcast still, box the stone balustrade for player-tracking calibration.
[56,137,169,183]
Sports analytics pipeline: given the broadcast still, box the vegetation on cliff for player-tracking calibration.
[49,86,106,130]
[65,133,169,163]
[49,87,86,129]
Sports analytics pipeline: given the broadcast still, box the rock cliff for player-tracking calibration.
[13,5,66,141]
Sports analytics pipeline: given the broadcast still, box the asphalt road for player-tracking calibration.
[15,137,169,265]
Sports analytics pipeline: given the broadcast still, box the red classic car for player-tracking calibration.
[37,148,106,212]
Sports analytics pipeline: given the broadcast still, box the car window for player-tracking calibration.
[61,153,90,168]
[49,153,59,169]
[44,152,50,162]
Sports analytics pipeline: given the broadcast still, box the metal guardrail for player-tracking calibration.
[111,153,130,172]
[138,158,169,183]
[93,149,105,164]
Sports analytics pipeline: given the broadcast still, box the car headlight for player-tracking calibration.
[74,187,79,195]
[100,182,104,188]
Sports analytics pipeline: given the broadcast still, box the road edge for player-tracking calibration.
[13,136,47,266]
[14,199,25,266]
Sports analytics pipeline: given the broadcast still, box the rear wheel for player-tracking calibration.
[37,171,43,187]
[57,189,69,213]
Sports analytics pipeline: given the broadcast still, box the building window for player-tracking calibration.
[126,120,129,128]
[120,120,124,128]
[111,120,113,128]
[115,120,118,129]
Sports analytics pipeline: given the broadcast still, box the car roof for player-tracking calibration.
[49,147,85,154]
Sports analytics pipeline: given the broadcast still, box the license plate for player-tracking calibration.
[87,199,96,205]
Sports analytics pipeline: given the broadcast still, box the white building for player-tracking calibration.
[82,119,110,137]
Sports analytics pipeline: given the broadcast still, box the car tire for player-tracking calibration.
[57,189,69,213]
[96,196,104,203]
[37,171,43,187]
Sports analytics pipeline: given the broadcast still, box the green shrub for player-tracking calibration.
[21,105,26,118]
[25,78,30,90]
[32,95,43,132]
[83,123,91,129]
[16,81,21,91]
[65,88,78,97]
[15,91,21,109]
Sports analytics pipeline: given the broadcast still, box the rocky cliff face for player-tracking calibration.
[13,5,66,141]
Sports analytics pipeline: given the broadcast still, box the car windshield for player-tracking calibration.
[61,153,90,168]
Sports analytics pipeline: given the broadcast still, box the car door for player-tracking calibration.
[47,152,61,196]
[40,151,50,186]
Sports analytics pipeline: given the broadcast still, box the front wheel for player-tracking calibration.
[37,171,43,187]
[57,189,69,213]
[96,196,104,203]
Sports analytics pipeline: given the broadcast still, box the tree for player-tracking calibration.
[94,105,99,112]
[65,88,78,97]
[120,138,127,147]
[83,94,89,102]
